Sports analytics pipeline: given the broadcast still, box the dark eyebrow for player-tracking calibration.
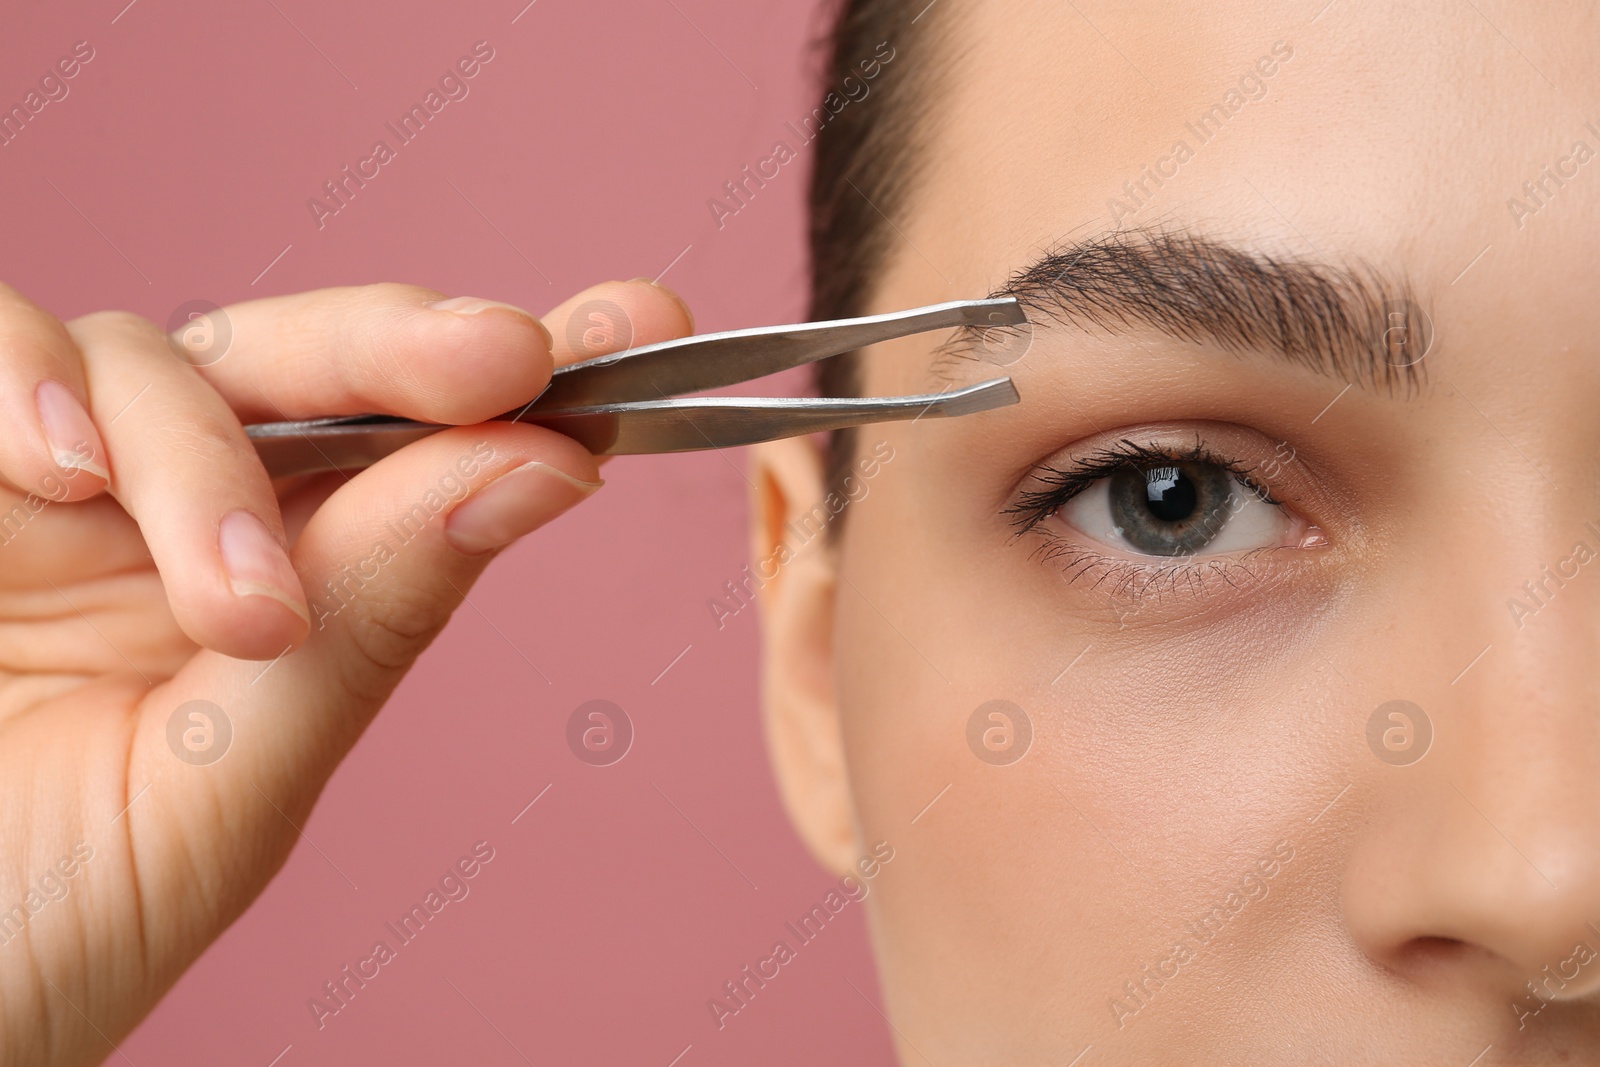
[943,227,1429,393]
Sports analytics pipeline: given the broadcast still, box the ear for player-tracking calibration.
[747,435,859,876]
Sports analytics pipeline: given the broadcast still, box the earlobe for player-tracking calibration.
[747,437,861,877]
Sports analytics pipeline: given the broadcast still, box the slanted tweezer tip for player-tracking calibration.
[934,376,1020,417]
[978,297,1028,327]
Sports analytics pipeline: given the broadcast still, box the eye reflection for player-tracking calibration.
[1058,459,1294,557]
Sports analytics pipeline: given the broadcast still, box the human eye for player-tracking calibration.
[1002,429,1327,588]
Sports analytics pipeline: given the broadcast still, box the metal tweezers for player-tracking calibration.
[245,296,1027,478]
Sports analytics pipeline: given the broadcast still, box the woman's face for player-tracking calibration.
[752,1,1600,1061]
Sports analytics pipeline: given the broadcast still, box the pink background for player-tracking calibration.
[1,1,897,1063]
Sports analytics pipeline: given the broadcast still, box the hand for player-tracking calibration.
[0,278,693,1066]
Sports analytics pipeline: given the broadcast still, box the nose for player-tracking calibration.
[1342,569,1600,1006]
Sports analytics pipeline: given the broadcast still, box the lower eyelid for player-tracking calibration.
[1026,532,1286,600]
[1018,491,1325,603]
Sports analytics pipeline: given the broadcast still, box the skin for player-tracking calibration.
[751,1,1600,1063]
[0,278,692,1065]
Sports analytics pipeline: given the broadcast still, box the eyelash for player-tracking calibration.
[1002,436,1286,595]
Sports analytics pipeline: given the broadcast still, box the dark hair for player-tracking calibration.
[807,0,945,510]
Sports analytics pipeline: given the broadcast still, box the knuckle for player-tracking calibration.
[339,587,448,684]
[298,285,440,399]
[0,333,71,373]
[163,412,252,465]
[313,283,439,335]
[0,305,74,361]
[0,283,66,333]
[70,309,161,342]
[357,282,441,308]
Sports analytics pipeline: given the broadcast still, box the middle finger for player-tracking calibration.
[68,311,311,660]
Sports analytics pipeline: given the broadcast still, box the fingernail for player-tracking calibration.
[218,509,310,625]
[35,380,110,482]
[628,278,695,333]
[426,296,553,351]
[446,461,603,555]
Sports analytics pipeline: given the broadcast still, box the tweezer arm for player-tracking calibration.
[537,296,1025,409]
[246,379,1019,476]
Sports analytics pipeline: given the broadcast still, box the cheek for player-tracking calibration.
[829,430,1353,1048]
[835,465,1145,1042]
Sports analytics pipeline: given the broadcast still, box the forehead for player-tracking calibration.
[879,1,1597,320]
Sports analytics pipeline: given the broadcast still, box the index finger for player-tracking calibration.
[178,283,556,426]
[539,278,696,367]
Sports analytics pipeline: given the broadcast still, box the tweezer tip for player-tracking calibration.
[935,377,1019,417]
[977,297,1028,327]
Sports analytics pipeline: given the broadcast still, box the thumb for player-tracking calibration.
[276,420,601,715]
[123,422,599,941]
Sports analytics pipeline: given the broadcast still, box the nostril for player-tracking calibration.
[1394,933,1600,1004]
[1397,935,1472,972]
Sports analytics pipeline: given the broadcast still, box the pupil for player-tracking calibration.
[1144,466,1197,522]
